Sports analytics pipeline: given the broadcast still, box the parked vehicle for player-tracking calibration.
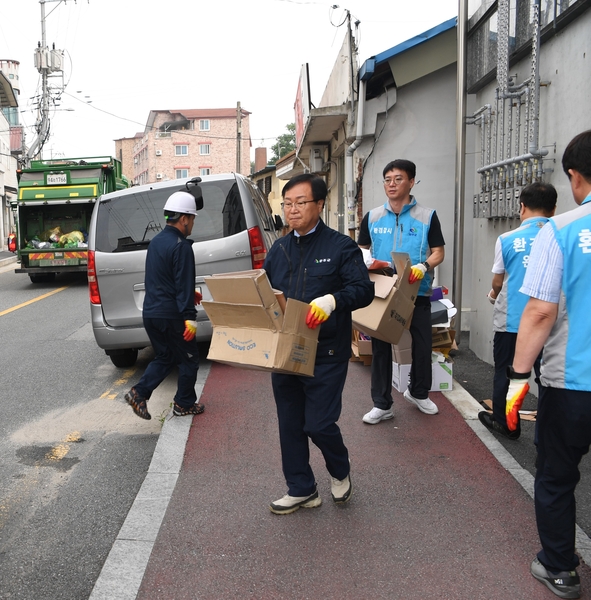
[13,157,128,283]
[88,173,281,367]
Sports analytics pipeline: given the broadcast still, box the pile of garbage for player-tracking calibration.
[26,227,88,250]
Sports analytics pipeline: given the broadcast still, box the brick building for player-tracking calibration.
[116,107,251,186]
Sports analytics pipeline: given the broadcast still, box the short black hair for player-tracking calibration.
[282,173,327,201]
[383,159,416,180]
[520,182,557,215]
[562,130,591,182]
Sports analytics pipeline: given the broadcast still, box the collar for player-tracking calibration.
[385,195,416,215]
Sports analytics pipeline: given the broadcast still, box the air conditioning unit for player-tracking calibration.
[155,150,162,156]
[156,173,163,179]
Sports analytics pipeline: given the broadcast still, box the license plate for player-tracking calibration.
[49,259,67,266]
[47,173,67,185]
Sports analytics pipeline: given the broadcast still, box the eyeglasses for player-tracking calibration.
[383,177,408,186]
[281,200,317,211]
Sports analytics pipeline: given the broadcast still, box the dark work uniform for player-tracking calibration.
[134,224,199,409]
[264,219,374,496]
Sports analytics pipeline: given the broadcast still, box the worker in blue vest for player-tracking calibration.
[479,182,557,440]
[507,130,591,599]
[358,159,445,423]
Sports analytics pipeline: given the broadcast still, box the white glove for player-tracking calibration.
[487,289,497,305]
[306,294,336,329]
[360,248,373,268]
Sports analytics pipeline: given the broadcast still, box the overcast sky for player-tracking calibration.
[0,0,458,161]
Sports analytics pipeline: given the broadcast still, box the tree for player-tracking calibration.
[269,123,296,165]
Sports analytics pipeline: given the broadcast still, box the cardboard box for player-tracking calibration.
[431,327,452,348]
[391,359,453,393]
[392,329,413,364]
[353,329,372,356]
[202,270,319,377]
[352,252,419,345]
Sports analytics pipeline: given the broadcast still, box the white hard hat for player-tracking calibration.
[163,191,198,217]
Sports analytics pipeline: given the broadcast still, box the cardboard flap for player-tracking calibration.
[202,301,279,331]
[369,272,398,299]
[205,269,276,307]
[281,299,320,341]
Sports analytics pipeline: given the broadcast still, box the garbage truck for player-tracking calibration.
[13,156,128,283]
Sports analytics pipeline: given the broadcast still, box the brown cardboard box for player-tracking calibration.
[432,327,452,347]
[353,329,372,356]
[202,270,319,376]
[352,252,419,345]
[392,329,413,364]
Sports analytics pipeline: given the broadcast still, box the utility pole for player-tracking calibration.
[236,101,242,174]
[26,0,66,163]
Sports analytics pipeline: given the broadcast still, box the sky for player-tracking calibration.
[0,0,459,162]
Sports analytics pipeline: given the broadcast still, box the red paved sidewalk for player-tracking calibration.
[137,360,591,599]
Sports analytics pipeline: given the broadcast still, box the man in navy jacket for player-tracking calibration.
[264,173,374,514]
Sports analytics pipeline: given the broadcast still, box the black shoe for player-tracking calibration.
[124,388,151,420]
[530,557,581,599]
[172,402,205,416]
[478,411,520,440]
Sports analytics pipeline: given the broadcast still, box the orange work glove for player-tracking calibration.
[408,263,427,284]
[305,294,336,329]
[183,320,198,341]
[505,366,530,431]
[194,290,203,305]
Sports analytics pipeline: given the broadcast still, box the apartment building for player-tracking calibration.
[121,107,251,186]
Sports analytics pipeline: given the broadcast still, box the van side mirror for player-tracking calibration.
[274,214,284,231]
[185,177,204,211]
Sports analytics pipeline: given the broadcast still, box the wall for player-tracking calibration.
[468,9,591,363]
[358,63,475,310]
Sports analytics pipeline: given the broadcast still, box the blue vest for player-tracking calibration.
[367,197,434,296]
[540,195,591,390]
[493,216,549,332]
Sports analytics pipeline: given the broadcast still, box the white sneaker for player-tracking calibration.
[269,489,322,515]
[403,389,439,415]
[362,406,394,424]
[331,474,352,503]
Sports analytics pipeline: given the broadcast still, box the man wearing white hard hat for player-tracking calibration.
[125,190,204,420]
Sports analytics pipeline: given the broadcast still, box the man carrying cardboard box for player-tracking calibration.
[358,159,445,423]
[264,173,374,515]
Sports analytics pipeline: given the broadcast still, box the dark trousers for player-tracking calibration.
[135,317,200,409]
[492,330,541,430]
[535,386,591,572]
[271,361,350,497]
[408,297,433,399]
[492,331,518,428]
[371,296,433,404]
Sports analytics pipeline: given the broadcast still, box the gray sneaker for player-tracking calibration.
[530,557,581,599]
[362,407,394,424]
[403,389,439,415]
[269,489,322,515]
[331,474,352,504]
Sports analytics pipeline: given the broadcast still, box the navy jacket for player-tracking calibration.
[264,219,374,363]
[142,225,196,321]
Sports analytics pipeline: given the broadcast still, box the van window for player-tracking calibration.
[95,178,246,253]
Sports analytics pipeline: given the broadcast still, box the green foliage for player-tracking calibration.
[270,123,296,165]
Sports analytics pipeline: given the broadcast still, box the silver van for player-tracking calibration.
[88,173,281,367]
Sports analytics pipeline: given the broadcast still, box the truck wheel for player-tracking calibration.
[109,349,138,368]
[29,273,56,283]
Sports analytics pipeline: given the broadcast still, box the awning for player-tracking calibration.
[0,72,17,108]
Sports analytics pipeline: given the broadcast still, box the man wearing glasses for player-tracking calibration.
[358,159,445,424]
[263,173,374,514]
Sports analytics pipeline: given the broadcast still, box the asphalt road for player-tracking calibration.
[0,266,163,600]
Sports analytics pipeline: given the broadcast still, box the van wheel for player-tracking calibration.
[29,273,56,283]
[109,349,138,368]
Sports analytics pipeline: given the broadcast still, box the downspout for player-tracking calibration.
[346,78,366,232]
[453,0,468,338]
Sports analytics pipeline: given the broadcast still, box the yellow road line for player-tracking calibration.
[0,286,69,317]
[45,431,81,462]
[101,367,137,400]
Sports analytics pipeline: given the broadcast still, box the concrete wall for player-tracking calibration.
[357,62,475,311]
[468,9,591,364]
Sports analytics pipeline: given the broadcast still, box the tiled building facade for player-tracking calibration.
[118,108,251,186]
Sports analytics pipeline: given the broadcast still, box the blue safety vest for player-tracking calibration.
[367,197,434,296]
[541,194,591,390]
[493,216,549,333]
